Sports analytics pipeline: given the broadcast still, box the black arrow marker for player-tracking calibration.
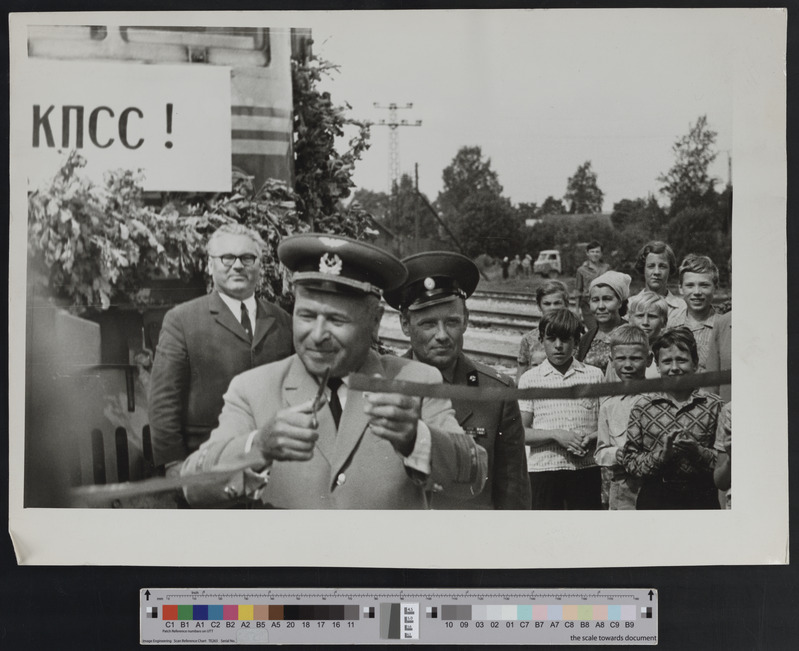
[145,590,151,601]
[648,590,654,601]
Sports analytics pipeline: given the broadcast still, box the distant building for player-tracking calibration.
[363,217,398,255]
[531,212,614,228]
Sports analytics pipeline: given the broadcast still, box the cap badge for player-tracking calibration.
[423,277,436,290]
[319,253,343,276]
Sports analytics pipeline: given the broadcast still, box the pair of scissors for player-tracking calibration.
[310,366,332,429]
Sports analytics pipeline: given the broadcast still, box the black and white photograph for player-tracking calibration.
[8,9,787,567]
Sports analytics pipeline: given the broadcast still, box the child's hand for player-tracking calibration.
[553,429,587,455]
[673,434,703,459]
[655,431,678,463]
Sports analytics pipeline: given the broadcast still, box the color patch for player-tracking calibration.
[547,605,563,620]
[208,605,223,620]
[608,605,622,620]
[270,605,284,620]
[253,605,269,620]
[578,605,593,621]
[223,605,238,620]
[562,605,578,620]
[239,605,254,620]
[593,605,608,620]
[621,605,636,620]
[518,605,533,621]
[177,605,192,620]
[442,605,471,620]
[193,605,208,620]
[162,605,178,620]
[379,603,401,640]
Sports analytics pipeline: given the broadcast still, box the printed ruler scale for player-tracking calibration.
[140,588,658,645]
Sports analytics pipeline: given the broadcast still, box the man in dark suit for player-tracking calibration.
[148,223,293,472]
[384,252,531,509]
[181,233,487,509]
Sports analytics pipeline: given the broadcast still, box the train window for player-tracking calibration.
[28,25,271,67]
[125,27,271,66]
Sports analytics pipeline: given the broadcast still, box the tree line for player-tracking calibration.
[354,115,731,281]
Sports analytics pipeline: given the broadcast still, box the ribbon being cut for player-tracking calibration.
[69,370,729,507]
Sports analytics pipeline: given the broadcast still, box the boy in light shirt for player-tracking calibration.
[519,309,604,510]
[595,325,652,509]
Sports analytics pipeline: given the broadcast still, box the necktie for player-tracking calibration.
[240,302,253,341]
[327,377,344,429]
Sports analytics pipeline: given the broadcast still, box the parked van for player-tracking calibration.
[533,249,562,277]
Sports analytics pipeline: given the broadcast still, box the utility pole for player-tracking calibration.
[372,102,422,193]
[414,163,420,253]
[727,151,732,188]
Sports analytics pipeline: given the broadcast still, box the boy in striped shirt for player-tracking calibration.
[519,309,604,510]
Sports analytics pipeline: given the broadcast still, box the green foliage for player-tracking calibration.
[537,196,567,216]
[436,146,514,255]
[516,202,538,222]
[564,161,604,214]
[658,115,719,215]
[450,193,522,258]
[292,55,372,231]
[383,174,439,240]
[437,146,504,222]
[522,214,642,275]
[667,205,731,282]
[27,152,215,312]
[610,195,668,241]
[168,169,307,303]
[351,187,390,220]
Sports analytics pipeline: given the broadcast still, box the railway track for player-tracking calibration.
[379,289,732,370]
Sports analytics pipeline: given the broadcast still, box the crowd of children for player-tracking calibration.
[515,241,731,510]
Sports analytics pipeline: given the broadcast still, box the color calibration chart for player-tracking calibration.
[141,588,657,645]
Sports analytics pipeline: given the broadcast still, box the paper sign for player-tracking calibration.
[19,60,232,192]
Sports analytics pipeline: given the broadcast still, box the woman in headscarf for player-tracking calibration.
[576,270,631,373]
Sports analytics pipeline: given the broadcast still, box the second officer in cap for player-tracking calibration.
[181,234,488,509]
[385,252,531,509]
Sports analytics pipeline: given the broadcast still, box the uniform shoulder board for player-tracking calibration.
[473,361,515,387]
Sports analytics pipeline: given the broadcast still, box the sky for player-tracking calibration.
[304,9,736,210]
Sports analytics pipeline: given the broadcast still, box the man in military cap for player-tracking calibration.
[181,234,488,509]
[384,252,531,509]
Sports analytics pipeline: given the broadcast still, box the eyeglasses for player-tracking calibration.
[209,254,259,268]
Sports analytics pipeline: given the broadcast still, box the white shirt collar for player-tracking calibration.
[217,291,257,326]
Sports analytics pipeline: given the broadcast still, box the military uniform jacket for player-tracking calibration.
[181,351,488,509]
[148,291,293,466]
[406,351,531,510]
